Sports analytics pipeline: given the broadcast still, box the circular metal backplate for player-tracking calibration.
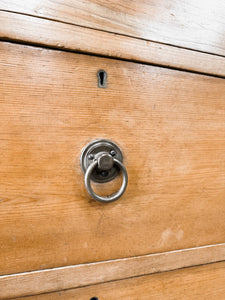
[80,139,123,183]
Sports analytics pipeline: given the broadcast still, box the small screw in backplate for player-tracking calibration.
[110,150,116,157]
[88,154,94,160]
[100,170,109,177]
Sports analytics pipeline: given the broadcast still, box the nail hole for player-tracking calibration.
[90,298,99,300]
[97,70,107,88]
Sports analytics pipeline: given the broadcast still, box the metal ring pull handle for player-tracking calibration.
[85,158,128,203]
[80,139,128,203]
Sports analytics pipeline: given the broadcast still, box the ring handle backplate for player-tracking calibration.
[80,139,128,203]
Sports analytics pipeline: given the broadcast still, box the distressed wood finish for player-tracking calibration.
[0,42,225,276]
[15,261,225,300]
[1,11,225,78]
[0,0,225,56]
[1,244,225,299]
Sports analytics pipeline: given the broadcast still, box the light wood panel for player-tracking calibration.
[0,42,224,276]
[1,11,225,77]
[15,261,225,300]
[1,0,225,56]
[1,244,225,299]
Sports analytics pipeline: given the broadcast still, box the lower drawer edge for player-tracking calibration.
[1,243,225,299]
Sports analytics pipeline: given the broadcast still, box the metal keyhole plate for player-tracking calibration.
[80,139,123,183]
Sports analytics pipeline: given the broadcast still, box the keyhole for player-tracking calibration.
[97,70,107,88]
[90,297,98,300]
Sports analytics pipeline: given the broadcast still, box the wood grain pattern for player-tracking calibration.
[15,261,225,300]
[1,11,225,78]
[1,0,225,56]
[0,42,224,276]
[1,243,225,299]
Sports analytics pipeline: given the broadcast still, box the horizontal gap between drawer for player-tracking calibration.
[1,8,225,60]
[10,261,225,300]
[1,11,225,78]
[1,38,225,81]
[1,243,225,299]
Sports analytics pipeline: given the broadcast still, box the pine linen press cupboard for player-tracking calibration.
[0,1,225,299]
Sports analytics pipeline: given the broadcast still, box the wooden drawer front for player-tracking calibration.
[15,262,225,300]
[0,42,224,275]
[1,0,225,56]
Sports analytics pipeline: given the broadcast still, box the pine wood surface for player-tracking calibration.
[0,41,224,277]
